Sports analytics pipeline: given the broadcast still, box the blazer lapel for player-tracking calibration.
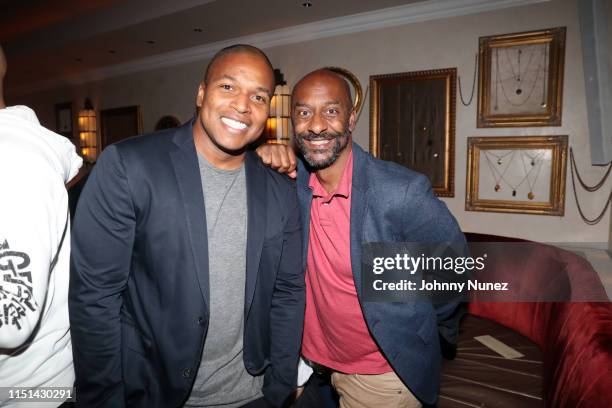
[169,122,210,312]
[350,143,370,300]
[244,152,267,316]
[296,160,312,270]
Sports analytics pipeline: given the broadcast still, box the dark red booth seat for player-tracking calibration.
[439,233,612,408]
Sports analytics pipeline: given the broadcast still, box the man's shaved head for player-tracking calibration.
[203,44,273,85]
[292,69,353,110]
[0,45,6,108]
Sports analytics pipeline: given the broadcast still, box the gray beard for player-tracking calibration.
[296,130,350,170]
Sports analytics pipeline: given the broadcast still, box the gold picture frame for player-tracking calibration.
[466,135,567,215]
[477,27,566,127]
[324,66,364,116]
[370,68,456,197]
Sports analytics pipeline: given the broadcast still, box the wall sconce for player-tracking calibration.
[78,98,97,163]
[265,69,291,145]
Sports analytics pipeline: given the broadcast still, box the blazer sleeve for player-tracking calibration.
[401,174,466,345]
[69,145,136,407]
[262,184,305,407]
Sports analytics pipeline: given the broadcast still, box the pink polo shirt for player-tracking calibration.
[301,151,392,374]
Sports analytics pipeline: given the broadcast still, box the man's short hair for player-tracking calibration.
[203,44,273,84]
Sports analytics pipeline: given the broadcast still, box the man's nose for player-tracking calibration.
[231,93,251,114]
[309,113,327,134]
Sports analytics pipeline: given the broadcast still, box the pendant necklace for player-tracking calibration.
[484,150,516,194]
[499,47,545,107]
[519,150,544,200]
[487,149,513,165]
[494,44,548,109]
[503,45,538,95]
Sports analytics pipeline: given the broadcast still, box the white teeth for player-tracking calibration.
[221,117,247,130]
[310,140,330,145]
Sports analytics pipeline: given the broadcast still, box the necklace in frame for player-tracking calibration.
[519,150,544,200]
[493,44,548,110]
[484,150,517,194]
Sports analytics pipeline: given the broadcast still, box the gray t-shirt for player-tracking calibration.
[185,154,263,407]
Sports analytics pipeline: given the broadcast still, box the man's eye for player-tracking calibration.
[253,95,267,103]
[297,110,310,117]
[326,109,338,115]
[220,84,233,91]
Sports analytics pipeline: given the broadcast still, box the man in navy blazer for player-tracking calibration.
[69,45,304,408]
[258,69,464,407]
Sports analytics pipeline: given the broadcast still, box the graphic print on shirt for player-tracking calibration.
[0,240,37,330]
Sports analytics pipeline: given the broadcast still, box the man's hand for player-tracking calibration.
[256,144,298,179]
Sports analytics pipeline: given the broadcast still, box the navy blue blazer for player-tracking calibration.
[296,142,464,405]
[69,121,305,408]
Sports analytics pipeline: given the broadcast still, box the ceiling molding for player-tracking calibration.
[11,0,549,96]
[5,0,217,55]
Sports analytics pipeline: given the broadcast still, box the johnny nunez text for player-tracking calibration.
[372,279,509,292]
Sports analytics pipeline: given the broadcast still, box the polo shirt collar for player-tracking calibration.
[308,150,353,201]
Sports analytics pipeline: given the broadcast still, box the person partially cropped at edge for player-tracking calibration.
[257,69,465,408]
[69,45,304,408]
[0,44,82,407]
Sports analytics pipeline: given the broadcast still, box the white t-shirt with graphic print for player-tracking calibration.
[0,105,82,407]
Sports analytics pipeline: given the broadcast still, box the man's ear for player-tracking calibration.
[196,82,206,108]
[348,109,357,133]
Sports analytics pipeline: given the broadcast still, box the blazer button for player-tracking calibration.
[198,317,205,326]
[182,368,193,379]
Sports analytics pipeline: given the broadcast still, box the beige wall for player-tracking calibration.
[12,0,610,244]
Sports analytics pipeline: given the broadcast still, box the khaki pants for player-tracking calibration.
[331,372,422,408]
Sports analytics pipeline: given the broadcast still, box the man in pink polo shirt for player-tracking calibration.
[258,69,465,408]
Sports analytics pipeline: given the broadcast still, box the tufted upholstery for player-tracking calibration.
[439,233,611,408]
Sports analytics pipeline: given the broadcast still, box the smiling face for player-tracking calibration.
[195,50,274,168]
[292,70,356,171]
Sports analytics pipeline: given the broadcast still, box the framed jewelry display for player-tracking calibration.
[477,27,565,127]
[54,102,73,139]
[370,68,456,197]
[466,135,567,215]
